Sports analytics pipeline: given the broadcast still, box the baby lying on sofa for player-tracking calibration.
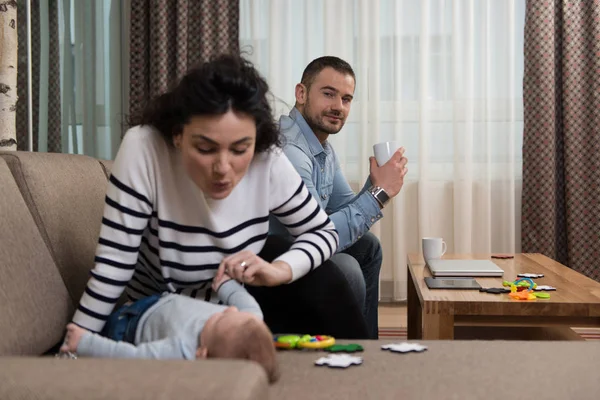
[61,275,280,383]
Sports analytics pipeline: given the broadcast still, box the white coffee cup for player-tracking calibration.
[422,237,447,261]
[373,141,400,166]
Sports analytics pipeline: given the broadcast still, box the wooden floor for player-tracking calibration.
[378,303,407,328]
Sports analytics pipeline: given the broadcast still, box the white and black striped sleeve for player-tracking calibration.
[72,127,156,332]
[269,150,339,281]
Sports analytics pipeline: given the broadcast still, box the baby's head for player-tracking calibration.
[197,307,280,383]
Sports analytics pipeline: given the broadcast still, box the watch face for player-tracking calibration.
[376,189,390,205]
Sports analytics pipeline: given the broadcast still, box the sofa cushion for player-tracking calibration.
[0,152,109,304]
[271,340,600,399]
[0,357,269,400]
[0,158,73,356]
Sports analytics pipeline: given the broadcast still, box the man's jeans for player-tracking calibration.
[331,232,383,339]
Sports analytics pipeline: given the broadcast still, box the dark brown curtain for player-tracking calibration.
[129,0,240,122]
[522,1,600,280]
[16,0,61,152]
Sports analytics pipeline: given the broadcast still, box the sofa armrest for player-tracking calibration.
[0,357,268,400]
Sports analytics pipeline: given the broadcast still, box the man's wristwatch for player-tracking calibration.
[368,186,390,209]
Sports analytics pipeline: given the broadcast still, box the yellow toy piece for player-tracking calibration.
[274,334,335,349]
[297,335,335,349]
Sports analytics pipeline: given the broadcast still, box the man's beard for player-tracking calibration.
[304,109,345,136]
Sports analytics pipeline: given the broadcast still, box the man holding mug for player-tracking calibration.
[269,56,408,339]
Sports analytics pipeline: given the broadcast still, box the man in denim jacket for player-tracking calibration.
[270,56,408,338]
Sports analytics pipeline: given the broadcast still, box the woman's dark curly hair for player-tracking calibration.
[130,54,280,153]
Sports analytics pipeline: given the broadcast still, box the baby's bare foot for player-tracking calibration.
[60,323,86,353]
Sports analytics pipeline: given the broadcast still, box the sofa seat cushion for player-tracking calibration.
[271,340,600,399]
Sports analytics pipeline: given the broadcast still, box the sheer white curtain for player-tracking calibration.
[240,0,524,301]
[55,0,127,159]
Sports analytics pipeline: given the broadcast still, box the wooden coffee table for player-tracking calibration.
[407,253,600,340]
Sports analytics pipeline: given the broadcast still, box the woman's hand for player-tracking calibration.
[211,272,233,292]
[215,250,293,287]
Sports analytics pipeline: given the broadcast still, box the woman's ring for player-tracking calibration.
[240,261,248,269]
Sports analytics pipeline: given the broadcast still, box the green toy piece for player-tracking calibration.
[324,344,364,353]
[503,280,537,289]
[533,292,551,299]
[275,335,301,348]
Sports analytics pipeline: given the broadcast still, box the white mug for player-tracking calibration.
[373,141,400,166]
[422,237,447,261]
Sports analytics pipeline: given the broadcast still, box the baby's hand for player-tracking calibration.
[212,272,232,292]
[60,323,87,353]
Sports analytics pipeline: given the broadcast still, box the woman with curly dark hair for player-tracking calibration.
[69,55,369,353]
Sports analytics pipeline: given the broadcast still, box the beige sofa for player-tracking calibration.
[1,151,600,400]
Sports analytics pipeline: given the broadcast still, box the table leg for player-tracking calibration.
[421,312,454,340]
[407,265,422,339]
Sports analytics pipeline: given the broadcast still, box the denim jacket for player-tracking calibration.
[269,108,383,251]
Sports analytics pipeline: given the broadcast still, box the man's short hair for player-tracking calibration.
[300,56,356,90]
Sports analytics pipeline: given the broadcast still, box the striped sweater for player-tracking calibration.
[73,126,339,332]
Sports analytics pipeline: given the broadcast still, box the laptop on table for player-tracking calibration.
[426,259,504,277]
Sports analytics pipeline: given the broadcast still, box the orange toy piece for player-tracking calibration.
[509,290,536,300]
[509,278,536,300]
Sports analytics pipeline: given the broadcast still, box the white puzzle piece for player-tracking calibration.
[381,343,428,353]
[315,354,363,368]
[517,273,544,278]
[533,285,556,291]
